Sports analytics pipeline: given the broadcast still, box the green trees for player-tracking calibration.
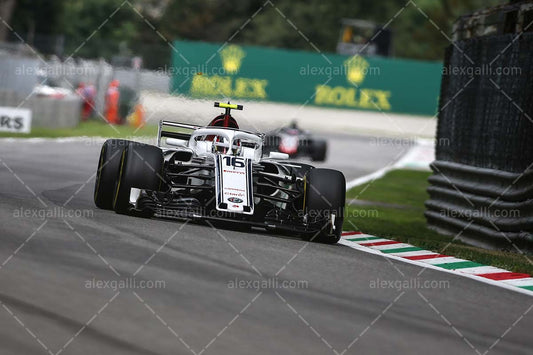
[61,0,139,59]
[7,0,504,63]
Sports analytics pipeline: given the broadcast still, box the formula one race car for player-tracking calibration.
[262,122,328,161]
[94,102,345,243]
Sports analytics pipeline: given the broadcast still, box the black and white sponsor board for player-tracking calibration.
[0,107,32,133]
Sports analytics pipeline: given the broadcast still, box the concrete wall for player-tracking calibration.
[0,90,81,128]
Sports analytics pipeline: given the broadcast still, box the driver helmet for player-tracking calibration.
[212,136,228,154]
[212,136,242,155]
[231,139,242,155]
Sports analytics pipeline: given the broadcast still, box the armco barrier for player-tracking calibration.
[170,40,442,116]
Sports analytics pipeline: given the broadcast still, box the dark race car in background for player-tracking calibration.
[262,122,328,162]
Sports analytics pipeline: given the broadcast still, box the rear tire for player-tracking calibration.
[94,139,132,209]
[113,143,164,215]
[304,168,345,243]
[311,140,327,162]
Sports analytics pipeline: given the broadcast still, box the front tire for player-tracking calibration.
[94,139,132,209]
[113,143,164,215]
[304,168,346,243]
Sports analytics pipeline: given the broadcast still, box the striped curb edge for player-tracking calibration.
[340,231,533,297]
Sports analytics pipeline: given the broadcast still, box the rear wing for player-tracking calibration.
[158,119,265,148]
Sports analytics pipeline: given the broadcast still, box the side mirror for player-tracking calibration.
[268,152,289,160]
[165,137,187,147]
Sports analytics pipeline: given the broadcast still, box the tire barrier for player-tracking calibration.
[436,33,533,174]
[425,161,533,251]
[426,4,533,250]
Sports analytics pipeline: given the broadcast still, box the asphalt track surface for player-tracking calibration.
[0,134,532,355]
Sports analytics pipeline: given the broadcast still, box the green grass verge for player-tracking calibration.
[0,120,158,138]
[343,169,533,275]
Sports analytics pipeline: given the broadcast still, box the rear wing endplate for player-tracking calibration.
[157,120,201,147]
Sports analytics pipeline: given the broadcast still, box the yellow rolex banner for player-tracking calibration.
[170,40,442,116]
